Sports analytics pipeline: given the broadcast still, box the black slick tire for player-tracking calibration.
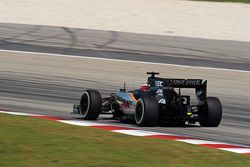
[79,90,102,120]
[199,97,222,127]
[135,96,159,127]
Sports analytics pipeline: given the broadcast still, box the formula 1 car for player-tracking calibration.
[73,72,222,127]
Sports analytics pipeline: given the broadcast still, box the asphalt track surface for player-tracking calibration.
[0,23,250,146]
[1,23,250,71]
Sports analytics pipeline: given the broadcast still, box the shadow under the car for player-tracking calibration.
[75,116,201,128]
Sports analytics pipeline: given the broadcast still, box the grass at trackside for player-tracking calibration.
[0,114,249,167]
[192,0,250,3]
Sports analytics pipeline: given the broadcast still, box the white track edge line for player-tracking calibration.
[58,120,108,126]
[176,139,228,145]
[0,49,249,73]
[0,110,42,116]
[112,129,167,136]
[220,148,250,154]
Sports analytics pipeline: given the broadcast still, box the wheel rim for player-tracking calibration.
[135,99,144,124]
[80,92,90,118]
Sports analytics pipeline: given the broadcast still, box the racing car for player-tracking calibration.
[73,72,222,127]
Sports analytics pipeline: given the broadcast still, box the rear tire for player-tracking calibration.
[199,97,222,127]
[135,96,159,126]
[79,90,102,120]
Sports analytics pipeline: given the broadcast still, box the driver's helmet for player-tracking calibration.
[140,84,150,91]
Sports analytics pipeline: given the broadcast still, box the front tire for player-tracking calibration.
[199,97,222,127]
[79,90,102,120]
[135,97,159,126]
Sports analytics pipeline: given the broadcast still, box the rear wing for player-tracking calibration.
[163,78,207,103]
[146,72,207,104]
[163,79,204,88]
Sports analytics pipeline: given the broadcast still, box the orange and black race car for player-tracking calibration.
[73,72,222,127]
